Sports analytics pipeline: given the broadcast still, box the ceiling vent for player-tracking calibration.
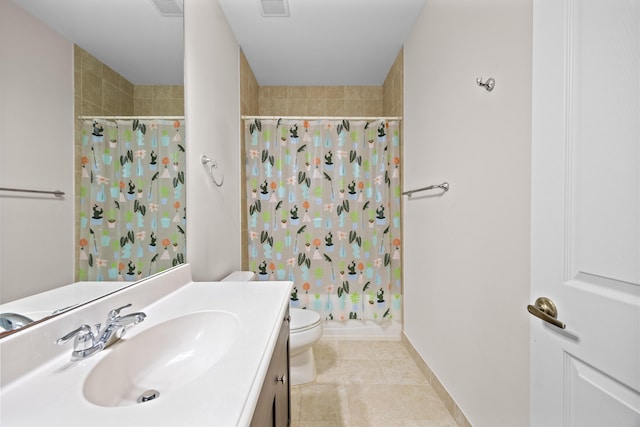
[149,0,183,17]
[259,0,290,17]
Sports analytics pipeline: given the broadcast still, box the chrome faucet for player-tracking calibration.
[56,304,146,361]
[0,313,34,331]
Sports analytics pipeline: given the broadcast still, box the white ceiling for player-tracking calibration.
[12,0,426,87]
[11,0,184,85]
[217,0,427,86]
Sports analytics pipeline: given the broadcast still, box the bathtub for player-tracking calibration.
[220,271,403,341]
[322,319,402,340]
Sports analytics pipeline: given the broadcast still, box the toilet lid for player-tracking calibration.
[290,308,321,332]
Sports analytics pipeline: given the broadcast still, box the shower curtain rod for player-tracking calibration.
[241,115,403,121]
[78,116,184,120]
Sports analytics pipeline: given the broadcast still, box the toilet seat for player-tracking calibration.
[290,308,321,333]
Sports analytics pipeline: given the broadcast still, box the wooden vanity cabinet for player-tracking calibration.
[250,309,290,427]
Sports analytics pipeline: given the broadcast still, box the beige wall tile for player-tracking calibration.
[287,86,306,99]
[270,86,288,99]
[81,71,102,108]
[257,83,387,117]
[288,99,308,116]
[74,95,82,116]
[119,95,134,116]
[171,99,184,116]
[344,86,362,100]
[102,81,120,114]
[307,99,327,116]
[153,86,173,99]
[102,65,120,87]
[133,99,153,116]
[258,86,272,99]
[383,48,403,117]
[240,51,256,109]
[119,76,134,97]
[326,86,345,99]
[132,85,184,116]
[258,98,273,116]
[363,99,383,116]
[80,99,102,117]
[134,85,154,100]
[74,45,82,69]
[271,98,289,116]
[306,86,327,99]
[326,99,344,116]
[80,49,102,78]
[171,85,185,99]
[362,85,383,99]
[344,99,364,116]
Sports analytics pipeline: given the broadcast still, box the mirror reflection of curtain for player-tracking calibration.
[245,118,402,322]
[78,119,186,281]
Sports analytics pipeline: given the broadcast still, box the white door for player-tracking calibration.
[530,0,640,426]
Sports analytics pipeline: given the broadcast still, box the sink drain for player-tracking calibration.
[137,389,160,404]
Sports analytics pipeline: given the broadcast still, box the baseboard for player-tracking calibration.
[401,333,472,427]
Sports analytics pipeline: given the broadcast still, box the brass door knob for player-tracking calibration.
[527,297,566,329]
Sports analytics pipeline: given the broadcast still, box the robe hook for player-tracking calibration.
[476,77,495,92]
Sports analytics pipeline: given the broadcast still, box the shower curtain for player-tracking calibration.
[78,119,186,281]
[245,118,401,322]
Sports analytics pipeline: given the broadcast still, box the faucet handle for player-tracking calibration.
[56,324,95,351]
[107,303,132,320]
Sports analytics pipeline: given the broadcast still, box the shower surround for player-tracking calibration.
[244,117,402,323]
[78,118,186,281]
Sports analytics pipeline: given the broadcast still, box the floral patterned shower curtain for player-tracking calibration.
[78,119,186,281]
[245,118,401,322]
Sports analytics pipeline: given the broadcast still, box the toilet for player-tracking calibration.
[222,272,323,385]
[288,307,323,385]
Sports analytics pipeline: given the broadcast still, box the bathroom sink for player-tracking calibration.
[83,310,239,407]
[1,265,293,426]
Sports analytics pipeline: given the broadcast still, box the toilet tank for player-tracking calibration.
[221,271,256,281]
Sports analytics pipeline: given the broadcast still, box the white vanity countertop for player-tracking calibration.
[0,265,292,426]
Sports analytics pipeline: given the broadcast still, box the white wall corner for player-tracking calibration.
[184,0,242,280]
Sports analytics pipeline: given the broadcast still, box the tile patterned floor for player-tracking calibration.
[290,339,458,427]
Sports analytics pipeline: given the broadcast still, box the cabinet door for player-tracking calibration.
[251,312,291,427]
[274,319,290,426]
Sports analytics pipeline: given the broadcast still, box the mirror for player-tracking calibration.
[0,0,184,336]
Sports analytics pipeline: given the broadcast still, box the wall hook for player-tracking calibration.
[476,77,495,92]
[201,155,224,187]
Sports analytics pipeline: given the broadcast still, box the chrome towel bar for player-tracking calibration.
[403,182,449,198]
[0,187,65,198]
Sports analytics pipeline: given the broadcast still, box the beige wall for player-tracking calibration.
[0,0,75,302]
[403,1,532,426]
